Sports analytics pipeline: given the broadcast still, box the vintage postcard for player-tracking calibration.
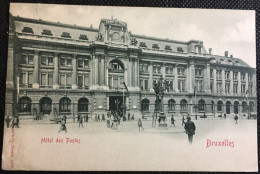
[2,3,257,171]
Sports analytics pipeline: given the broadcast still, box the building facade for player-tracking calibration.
[5,14,257,120]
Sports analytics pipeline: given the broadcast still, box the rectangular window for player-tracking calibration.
[78,60,83,68]
[165,66,169,74]
[48,74,53,86]
[67,59,72,67]
[20,73,26,84]
[41,56,47,65]
[28,55,34,64]
[210,83,213,92]
[153,66,157,73]
[60,58,66,66]
[139,64,143,72]
[144,79,148,90]
[21,54,27,64]
[41,74,47,85]
[157,66,161,73]
[84,60,89,68]
[249,85,253,95]
[170,80,173,90]
[210,69,213,78]
[144,64,148,72]
[84,76,89,87]
[140,79,143,90]
[113,77,118,88]
[241,73,245,81]
[169,66,173,74]
[233,84,238,94]
[217,83,222,93]
[78,76,83,87]
[66,74,72,86]
[48,57,53,65]
[60,75,65,86]
[225,83,230,93]
[28,73,33,85]
[178,68,180,75]
[233,72,238,80]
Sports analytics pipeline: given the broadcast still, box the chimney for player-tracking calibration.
[224,51,228,57]
[209,48,212,55]
[230,54,233,58]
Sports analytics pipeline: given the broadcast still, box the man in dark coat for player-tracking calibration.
[79,115,83,127]
[170,115,175,127]
[5,116,11,128]
[184,117,196,144]
[182,116,185,126]
[234,115,238,124]
[128,113,130,120]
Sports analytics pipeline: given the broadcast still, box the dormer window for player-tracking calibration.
[235,60,239,64]
[152,44,160,49]
[165,45,172,51]
[177,47,183,52]
[79,34,88,40]
[139,42,147,48]
[220,58,224,61]
[61,32,71,38]
[42,29,53,36]
[22,27,34,34]
[228,59,232,62]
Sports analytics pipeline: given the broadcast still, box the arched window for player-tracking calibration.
[198,99,205,111]
[226,101,231,114]
[141,99,150,112]
[19,97,31,112]
[249,101,254,112]
[109,59,124,72]
[242,101,247,113]
[78,98,89,112]
[234,101,239,114]
[168,99,176,111]
[217,101,223,112]
[180,99,188,111]
[211,100,214,112]
[59,97,71,112]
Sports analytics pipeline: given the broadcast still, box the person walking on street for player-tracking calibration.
[98,115,100,121]
[5,116,11,128]
[102,114,105,121]
[234,115,238,124]
[63,115,67,124]
[128,113,130,120]
[79,115,83,127]
[171,115,175,127]
[224,113,226,119]
[58,118,67,133]
[182,116,185,126]
[184,117,196,144]
[138,119,144,131]
[86,114,89,122]
[131,114,134,120]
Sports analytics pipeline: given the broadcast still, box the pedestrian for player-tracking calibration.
[131,114,134,120]
[77,114,80,122]
[158,117,161,124]
[224,113,226,119]
[182,116,185,126]
[203,113,206,119]
[138,119,144,131]
[63,115,67,124]
[128,113,130,120]
[110,115,114,128]
[184,117,196,144]
[79,115,83,127]
[98,115,100,121]
[86,114,89,122]
[5,116,11,128]
[107,119,110,128]
[102,114,105,121]
[171,115,175,127]
[58,118,67,133]
[72,115,75,122]
[11,117,19,128]
[234,115,238,124]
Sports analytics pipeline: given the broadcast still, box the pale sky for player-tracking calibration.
[10,3,256,68]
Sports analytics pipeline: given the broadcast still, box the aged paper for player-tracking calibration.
[2,3,257,171]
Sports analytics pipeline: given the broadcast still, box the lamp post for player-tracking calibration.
[115,99,120,115]
[153,76,169,128]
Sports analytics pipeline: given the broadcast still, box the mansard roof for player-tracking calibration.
[12,15,253,69]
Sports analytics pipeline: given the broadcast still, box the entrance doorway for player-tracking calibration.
[40,97,52,114]
[234,101,239,114]
[109,96,125,113]
[226,101,231,114]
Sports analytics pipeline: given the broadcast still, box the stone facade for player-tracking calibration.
[5,15,257,119]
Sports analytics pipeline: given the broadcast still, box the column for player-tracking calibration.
[238,71,241,95]
[128,57,132,87]
[189,61,195,92]
[205,63,211,93]
[134,58,138,87]
[245,72,248,92]
[174,64,179,92]
[213,69,217,94]
[131,58,135,87]
[72,54,77,89]
[95,55,99,86]
[187,64,191,93]
[89,55,94,87]
[230,70,233,94]
[222,69,225,94]
[252,73,256,95]
[136,58,139,87]
[33,50,39,88]
[100,56,105,86]
[53,52,59,89]
[149,62,153,91]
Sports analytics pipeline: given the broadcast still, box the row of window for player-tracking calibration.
[211,69,253,81]
[20,53,90,68]
[22,27,89,40]
[18,97,89,113]
[141,99,255,113]
[211,82,253,95]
